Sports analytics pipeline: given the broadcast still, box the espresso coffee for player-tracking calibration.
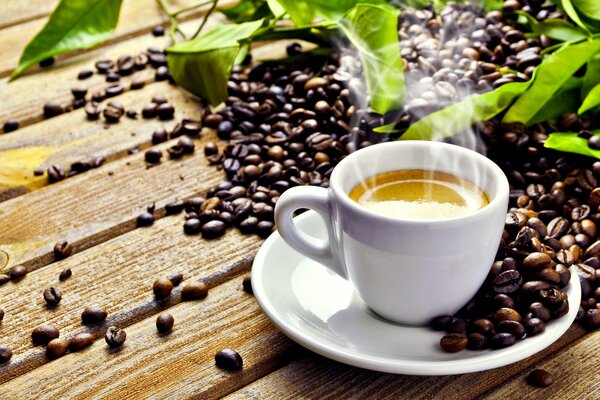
[349,169,489,220]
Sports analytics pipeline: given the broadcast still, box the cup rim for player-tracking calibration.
[330,141,509,225]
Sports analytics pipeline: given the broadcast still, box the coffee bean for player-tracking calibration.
[53,240,73,260]
[201,220,226,239]
[85,101,102,120]
[491,270,522,294]
[215,348,243,370]
[178,137,195,154]
[181,281,208,300]
[430,315,453,331]
[589,136,600,150]
[145,149,162,164]
[157,103,174,120]
[490,332,516,349]
[0,308,4,322]
[583,308,600,328]
[0,274,10,285]
[167,144,184,159]
[130,77,145,90]
[547,217,570,238]
[496,307,522,322]
[524,317,545,336]
[32,325,60,345]
[105,326,127,348]
[467,332,489,350]
[440,333,468,352]
[528,369,554,388]
[3,119,19,133]
[59,268,72,281]
[184,218,202,235]
[155,66,170,81]
[256,220,274,238]
[168,273,184,287]
[156,313,174,333]
[165,200,184,215]
[152,128,168,144]
[47,164,66,183]
[153,278,173,299]
[103,101,125,123]
[137,212,155,227]
[496,320,525,338]
[43,286,62,307]
[142,103,159,118]
[447,318,468,334]
[78,69,94,80]
[105,84,124,97]
[46,338,69,360]
[8,265,27,281]
[152,26,165,36]
[242,275,253,294]
[471,319,495,336]
[43,101,63,118]
[0,345,12,364]
[81,306,107,325]
[68,333,94,352]
[523,252,552,270]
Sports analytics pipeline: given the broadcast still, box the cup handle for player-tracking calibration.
[275,186,348,279]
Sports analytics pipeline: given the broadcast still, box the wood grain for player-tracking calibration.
[225,325,589,400]
[0,274,300,398]
[482,331,600,400]
[0,0,58,30]
[0,81,201,200]
[0,215,263,383]
[0,129,223,273]
[0,0,234,78]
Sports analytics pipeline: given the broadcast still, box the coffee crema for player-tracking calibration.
[349,169,489,220]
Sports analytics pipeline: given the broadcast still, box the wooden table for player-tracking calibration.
[0,2,598,398]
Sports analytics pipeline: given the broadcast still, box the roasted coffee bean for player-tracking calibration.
[467,333,488,350]
[242,275,253,294]
[547,217,570,238]
[201,220,226,239]
[156,313,174,333]
[32,325,60,345]
[68,333,94,351]
[126,109,138,119]
[105,326,127,348]
[496,320,525,338]
[256,221,274,238]
[153,278,174,299]
[440,333,468,353]
[81,306,107,325]
[493,294,515,309]
[430,315,453,331]
[152,26,165,36]
[142,103,159,118]
[43,286,62,306]
[178,137,195,154]
[528,369,554,388]
[157,103,175,120]
[103,101,125,123]
[47,164,66,183]
[105,84,124,97]
[589,136,600,150]
[184,218,202,235]
[165,200,184,215]
[215,348,243,370]
[0,308,4,322]
[447,318,468,334]
[91,90,107,102]
[8,265,27,281]
[105,71,121,82]
[71,87,87,100]
[181,282,209,300]
[3,119,19,133]
[470,319,495,336]
[167,144,184,159]
[43,101,63,118]
[490,332,516,349]
[521,280,551,297]
[0,345,12,364]
[137,212,155,227]
[78,69,94,80]
[95,59,114,73]
[155,66,170,81]
[0,275,9,285]
[523,252,552,270]
[524,317,545,336]
[151,128,168,145]
[59,268,72,281]
[491,270,522,294]
[496,307,522,323]
[85,101,101,120]
[46,338,69,360]
[539,287,567,309]
[145,149,162,164]
[130,77,145,90]
[53,240,73,260]
[168,273,184,287]
[152,95,168,104]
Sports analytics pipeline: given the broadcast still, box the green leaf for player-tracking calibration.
[545,131,600,159]
[219,1,272,23]
[273,0,391,26]
[11,0,122,79]
[339,4,405,114]
[395,81,531,141]
[503,39,600,124]
[515,11,588,42]
[528,76,582,124]
[579,82,600,114]
[266,0,286,18]
[573,0,600,21]
[560,0,591,32]
[582,54,600,99]
[166,20,264,106]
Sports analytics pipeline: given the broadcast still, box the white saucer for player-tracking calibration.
[252,211,581,375]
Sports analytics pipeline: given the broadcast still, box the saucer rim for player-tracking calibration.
[252,211,581,375]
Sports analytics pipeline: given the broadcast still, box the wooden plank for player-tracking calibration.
[0,14,225,131]
[0,0,57,30]
[224,325,589,399]
[0,272,301,398]
[0,129,223,273]
[0,0,234,78]
[0,81,201,200]
[0,215,263,383]
[482,332,600,400]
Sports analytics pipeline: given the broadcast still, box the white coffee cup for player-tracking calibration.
[274,141,509,325]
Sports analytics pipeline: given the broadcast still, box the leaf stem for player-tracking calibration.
[172,0,214,17]
[156,0,182,43]
[191,0,219,39]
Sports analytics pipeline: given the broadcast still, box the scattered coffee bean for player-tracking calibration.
[0,345,12,364]
[153,278,174,299]
[59,268,72,281]
[157,103,174,119]
[3,119,19,133]
[39,57,55,67]
[47,164,66,183]
[178,137,195,154]
[43,286,62,307]
[165,200,184,215]
[126,109,138,119]
[32,325,60,345]
[242,275,253,294]
[152,128,168,144]
[528,369,554,388]
[46,338,69,360]
[137,212,155,227]
[81,306,107,325]
[201,220,226,239]
[155,66,169,81]
[0,274,10,285]
[130,77,145,90]
[490,332,516,349]
[145,149,162,164]
[8,265,27,281]
[53,240,73,260]
[105,326,127,348]
[43,101,63,118]
[68,333,94,352]
[77,69,94,80]
[85,101,102,120]
[440,333,468,353]
[156,313,174,334]
[181,281,208,300]
[152,26,165,36]
[168,272,184,287]
[103,101,125,123]
[71,87,88,100]
[0,308,4,322]
[215,348,243,370]
[95,59,114,74]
